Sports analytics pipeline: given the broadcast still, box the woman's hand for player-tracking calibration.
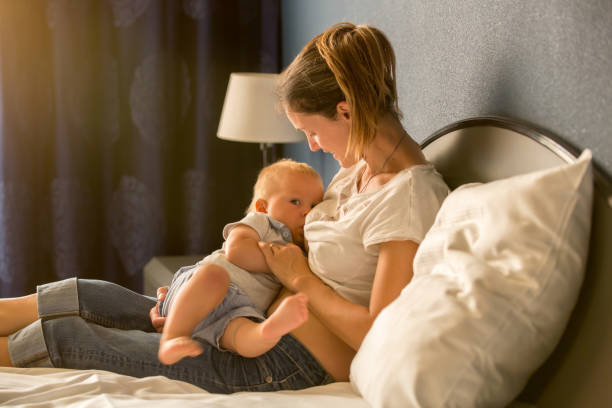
[258,242,312,292]
[149,286,168,333]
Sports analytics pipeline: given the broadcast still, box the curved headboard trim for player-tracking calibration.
[422,116,612,205]
[422,116,577,162]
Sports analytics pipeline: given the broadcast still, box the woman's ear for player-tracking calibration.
[336,101,351,121]
[255,199,268,213]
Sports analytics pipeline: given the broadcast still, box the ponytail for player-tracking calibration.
[279,23,401,159]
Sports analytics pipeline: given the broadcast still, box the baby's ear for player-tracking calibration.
[255,199,268,213]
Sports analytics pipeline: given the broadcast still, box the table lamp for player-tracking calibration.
[216,73,304,166]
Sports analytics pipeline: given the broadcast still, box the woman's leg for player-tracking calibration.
[13,314,332,393]
[159,264,230,364]
[5,278,158,369]
[6,277,333,391]
[0,294,38,336]
[36,278,157,332]
[2,278,157,337]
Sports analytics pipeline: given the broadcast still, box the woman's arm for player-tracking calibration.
[260,239,418,351]
[225,225,271,274]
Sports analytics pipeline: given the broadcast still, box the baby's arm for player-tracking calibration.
[225,225,271,274]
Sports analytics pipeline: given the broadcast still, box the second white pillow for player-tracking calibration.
[350,150,593,408]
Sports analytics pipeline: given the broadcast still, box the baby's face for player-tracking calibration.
[264,172,323,248]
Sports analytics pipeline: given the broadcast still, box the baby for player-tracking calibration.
[158,159,324,364]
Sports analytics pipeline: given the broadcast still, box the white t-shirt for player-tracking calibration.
[305,161,449,307]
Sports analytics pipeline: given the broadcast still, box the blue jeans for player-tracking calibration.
[7,278,333,393]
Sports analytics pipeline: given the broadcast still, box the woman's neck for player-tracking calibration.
[362,116,424,176]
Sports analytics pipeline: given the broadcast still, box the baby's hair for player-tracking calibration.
[246,158,322,214]
[278,22,401,160]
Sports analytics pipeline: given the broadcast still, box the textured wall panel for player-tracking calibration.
[282,0,612,181]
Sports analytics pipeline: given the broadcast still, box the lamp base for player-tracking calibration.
[260,143,278,167]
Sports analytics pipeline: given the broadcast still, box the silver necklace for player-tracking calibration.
[358,132,406,194]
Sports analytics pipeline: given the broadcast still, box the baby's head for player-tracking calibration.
[247,159,324,248]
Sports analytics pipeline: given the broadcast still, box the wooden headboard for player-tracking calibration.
[421,116,612,408]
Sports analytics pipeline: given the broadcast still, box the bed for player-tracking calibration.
[1,116,610,407]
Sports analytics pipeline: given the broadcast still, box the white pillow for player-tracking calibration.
[350,150,594,408]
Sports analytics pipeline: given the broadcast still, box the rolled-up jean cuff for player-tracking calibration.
[37,277,80,318]
[8,320,53,368]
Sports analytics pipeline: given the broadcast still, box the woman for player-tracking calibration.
[0,22,448,392]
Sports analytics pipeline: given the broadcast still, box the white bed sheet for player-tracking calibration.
[0,367,370,408]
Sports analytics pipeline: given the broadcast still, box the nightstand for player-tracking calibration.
[143,255,204,297]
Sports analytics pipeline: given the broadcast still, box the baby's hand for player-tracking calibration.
[150,286,168,333]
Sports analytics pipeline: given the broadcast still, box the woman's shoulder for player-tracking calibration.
[398,164,450,212]
[381,162,446,192]
[369,164,449,218]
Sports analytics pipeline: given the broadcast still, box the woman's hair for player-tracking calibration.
[278,22,402,160]
[246,158,322,214]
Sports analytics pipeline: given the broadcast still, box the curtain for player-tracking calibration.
[0,0,280,296]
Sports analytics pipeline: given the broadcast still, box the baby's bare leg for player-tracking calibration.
[0,294,38,336]
[158,264,230,365]
[220,293,308,358]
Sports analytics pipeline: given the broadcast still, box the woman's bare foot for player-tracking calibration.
[259,293,308,341]
[158,336,203,365]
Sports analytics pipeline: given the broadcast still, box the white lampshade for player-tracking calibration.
[216,73,304,143]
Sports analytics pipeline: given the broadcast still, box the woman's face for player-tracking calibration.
[285,103,357,168]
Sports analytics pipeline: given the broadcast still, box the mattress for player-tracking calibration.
[0,367,370,407]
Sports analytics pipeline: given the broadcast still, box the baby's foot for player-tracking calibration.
[260,293,308,341]
[158,336,204,365]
